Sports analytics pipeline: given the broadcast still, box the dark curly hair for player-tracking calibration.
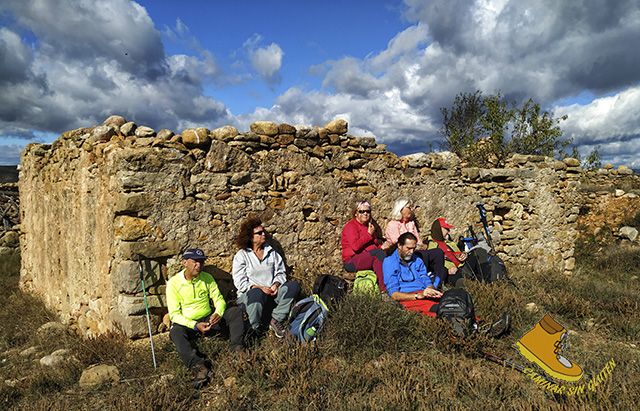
[236,217,263,249]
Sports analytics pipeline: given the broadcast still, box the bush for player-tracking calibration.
[440,91,569,167]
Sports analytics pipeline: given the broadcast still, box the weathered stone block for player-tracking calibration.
[356,136,376,148]
[563,157,581,167]
[400,153,430,168]
[278,123,296,134]
[251,121,279,136]
[212,125,239,142]
[103,115,126,128]
[112,259,163,294]
[181,127,211,148]
[620,226,638,241]
[428,152,459,170]
[79,364,120,388]
[324,119,348,135]
[110,310,157,339]
[114,216,150,240]
[277,134,294,145]
[115,241,180,260]
[617,165,633,175]
[190,173,228,188]
[155,129,174,140]
[91,125,117,142]
[230,172,251,186]
[117,294,167,316]
[135,126,156,137]
[205,140,254,172]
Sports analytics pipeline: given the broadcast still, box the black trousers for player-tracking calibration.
[415,248,465,288]
[169,306,245,370]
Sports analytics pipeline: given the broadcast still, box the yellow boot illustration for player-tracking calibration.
[516,314,583,382]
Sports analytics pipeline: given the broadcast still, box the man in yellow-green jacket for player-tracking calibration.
[167,248,246,388]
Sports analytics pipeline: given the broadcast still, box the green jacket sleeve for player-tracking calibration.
[166,280,197,329]
[208,279,226,318]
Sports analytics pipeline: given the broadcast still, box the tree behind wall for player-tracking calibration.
[439,91,570,167]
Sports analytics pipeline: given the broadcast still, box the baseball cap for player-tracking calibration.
[438,218,454,229]
[182,248,207,260]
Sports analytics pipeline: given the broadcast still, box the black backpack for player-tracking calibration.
[460,248,507,284]
[488,255,507,283]
[436,288,476,337]
[312,275,347,306]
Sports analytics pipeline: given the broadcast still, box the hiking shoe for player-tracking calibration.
[489,311,511,337]
[191,363,209,389]
[477,311,511,338]
[244,327,261,347]
[516,314,583,382]
[230,346,251,363]
[269,318,286,338]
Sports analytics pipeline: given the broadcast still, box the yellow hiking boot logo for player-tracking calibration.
[516,314,583,382]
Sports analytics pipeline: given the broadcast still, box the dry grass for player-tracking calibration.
[1,245,639,410]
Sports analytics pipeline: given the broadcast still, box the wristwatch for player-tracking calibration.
[414,293,419,300]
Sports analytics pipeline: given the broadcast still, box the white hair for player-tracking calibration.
[388,197,412,220]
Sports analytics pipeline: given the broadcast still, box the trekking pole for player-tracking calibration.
[476,203,495,253]
[138,254,157,369]
[467,342,557,386]
[468,225,478,248]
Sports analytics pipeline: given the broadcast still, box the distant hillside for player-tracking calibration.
[0,166,19,183]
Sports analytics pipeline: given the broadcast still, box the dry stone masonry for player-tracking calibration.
[19,115,640,338]
[0,183,20,254]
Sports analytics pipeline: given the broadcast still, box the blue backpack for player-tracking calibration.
[288,295,329,343]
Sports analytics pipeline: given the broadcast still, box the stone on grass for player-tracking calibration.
[37,321,68,338]
[619,226,638,242]
[79,364,120,388]
[40,349,72,367]
[20,346,38,357]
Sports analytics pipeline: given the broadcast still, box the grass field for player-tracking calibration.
[0,166,18,183]
[1,237,639,410]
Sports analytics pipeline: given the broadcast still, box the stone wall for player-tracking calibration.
[0,183,20,254]
[19,116,640,338]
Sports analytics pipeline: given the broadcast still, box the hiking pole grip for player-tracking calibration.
[138,254,157,369]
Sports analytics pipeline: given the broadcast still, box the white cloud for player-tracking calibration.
[555,86,640,167]
[268,0,640,160]
[556,87,640,143]
[244,34,284,85]
[0,0,233,138]
[0,144,25,166]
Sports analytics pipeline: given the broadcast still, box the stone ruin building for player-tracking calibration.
[17,115,640,338]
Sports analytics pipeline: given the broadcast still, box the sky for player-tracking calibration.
[1,0,639,168]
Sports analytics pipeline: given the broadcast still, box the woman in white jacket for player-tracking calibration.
[232,217,300,339]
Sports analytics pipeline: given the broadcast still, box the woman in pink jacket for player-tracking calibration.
[384,198,463,289]
[341,201,390,290]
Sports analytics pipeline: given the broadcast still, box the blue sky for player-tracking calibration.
[1,0,640,168]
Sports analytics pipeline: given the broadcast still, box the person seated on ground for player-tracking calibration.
[384,197,464,289]
[167,248,246,389]
[341,201,391,291]
[383,233,511,335]
[383,232,443,316]
[427,218,486,282]
[232,217,301,339]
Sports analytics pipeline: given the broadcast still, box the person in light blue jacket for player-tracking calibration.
[232,217,300,339]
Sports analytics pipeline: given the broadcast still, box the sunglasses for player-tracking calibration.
[253,230,266,236]
[358,210,371,214]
